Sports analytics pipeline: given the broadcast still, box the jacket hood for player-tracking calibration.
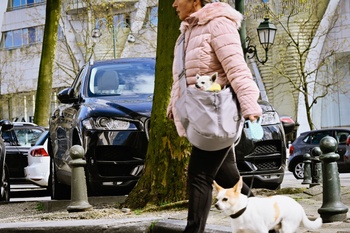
[180,2,243,33]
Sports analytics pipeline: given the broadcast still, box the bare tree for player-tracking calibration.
[248,0,347,130]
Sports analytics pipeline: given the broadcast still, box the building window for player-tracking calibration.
[143,6,158,28]
[0,25,64,49]
[8,0,45,11]
[28,27,36,44]
[1,26,44,49]
[12,0,44,7]
[58,25,64,41]
[95,14,129,30]
[113,14,130,28]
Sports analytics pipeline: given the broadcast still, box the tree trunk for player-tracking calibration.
[125,2,191,209]
[34,0,61,127]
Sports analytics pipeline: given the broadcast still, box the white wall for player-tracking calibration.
[296,0,347,134]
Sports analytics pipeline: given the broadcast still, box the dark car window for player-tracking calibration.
[71,66,86,99]
[303,130,332,145]
[1,131,15,145]
[88,63,155,96]
[336,131,350,145]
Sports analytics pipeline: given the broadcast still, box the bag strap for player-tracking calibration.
[178,34,186,80]
[177,34,186,96]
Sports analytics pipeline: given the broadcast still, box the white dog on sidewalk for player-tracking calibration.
[213,177,322,233]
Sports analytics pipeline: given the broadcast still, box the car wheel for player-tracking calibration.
[292,160,304,179]
[50,158,71,200]
[0,164,10,202]
[48,137,71,200]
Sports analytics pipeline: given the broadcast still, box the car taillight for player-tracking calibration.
[346,137,350,146]
[289,145,294,155]
[30,148,49,157]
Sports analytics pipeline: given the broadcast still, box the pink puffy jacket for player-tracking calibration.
[167,2,262,137]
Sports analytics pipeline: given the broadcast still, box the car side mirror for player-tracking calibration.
[0,119,13,132]
[57,88,78,104]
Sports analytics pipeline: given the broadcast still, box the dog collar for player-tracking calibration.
[229,206,247,219]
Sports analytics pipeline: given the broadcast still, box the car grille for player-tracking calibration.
[251,160,280,170]
[251,143,279,155]
[92,144,146,178]
[237,140,284,172]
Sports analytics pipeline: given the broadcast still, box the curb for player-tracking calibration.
[0,218,162,233]
[152,219,231,233]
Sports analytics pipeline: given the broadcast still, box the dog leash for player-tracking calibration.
[244,119,263,197]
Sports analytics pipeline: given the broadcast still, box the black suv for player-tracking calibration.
[236,100,288,190]
[49,58,154,199]
[49,58,289,199]
[1,122,45,184]
[0,120,13,202]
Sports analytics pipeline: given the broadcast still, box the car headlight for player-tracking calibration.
[260,112,280,125]
[82,117,137,130]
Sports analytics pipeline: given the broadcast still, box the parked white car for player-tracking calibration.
[24,131,50,188]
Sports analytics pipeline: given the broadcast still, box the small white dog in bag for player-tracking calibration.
[195,72,221,92]
[213,177,322,233]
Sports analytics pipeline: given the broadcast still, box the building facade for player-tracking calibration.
[0,0,157,123]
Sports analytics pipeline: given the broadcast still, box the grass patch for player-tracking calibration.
[133,209,143,215]
[35,202,45,212]
[276,187,306,195]
[128,200,189,214]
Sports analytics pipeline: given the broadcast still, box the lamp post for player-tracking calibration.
[245,17,277,65]
[235,0,277,65]
[235,0,246,52]
[91,20,129,59]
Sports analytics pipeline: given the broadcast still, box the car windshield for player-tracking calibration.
[88,62,155,97]
[14,128,44,146]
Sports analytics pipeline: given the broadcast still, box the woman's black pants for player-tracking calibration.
[183,145,252,233]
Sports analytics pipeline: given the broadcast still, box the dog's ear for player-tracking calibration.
[232,176,243,193]
[210,72,218,82]
[196,74,201,80]
[213,181,223,192]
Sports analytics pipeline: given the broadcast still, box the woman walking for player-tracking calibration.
[167,1,264,233]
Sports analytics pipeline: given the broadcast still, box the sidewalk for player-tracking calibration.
[0,185,349,233]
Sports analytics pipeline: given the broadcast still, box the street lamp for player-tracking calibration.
[245,17,277,65]
[91,20,133,59]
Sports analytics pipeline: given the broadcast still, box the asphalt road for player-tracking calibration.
[282,171,350,188]
[10,184,50,202]
[10,171,350,202]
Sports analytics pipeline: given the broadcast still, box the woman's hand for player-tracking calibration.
[167,111,174,120]
[247,115,259,122]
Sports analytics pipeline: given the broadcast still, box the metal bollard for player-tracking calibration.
[302,152,312,185]
[310,147,322,187]
[317,136,348,222]
[67,145,93,213]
